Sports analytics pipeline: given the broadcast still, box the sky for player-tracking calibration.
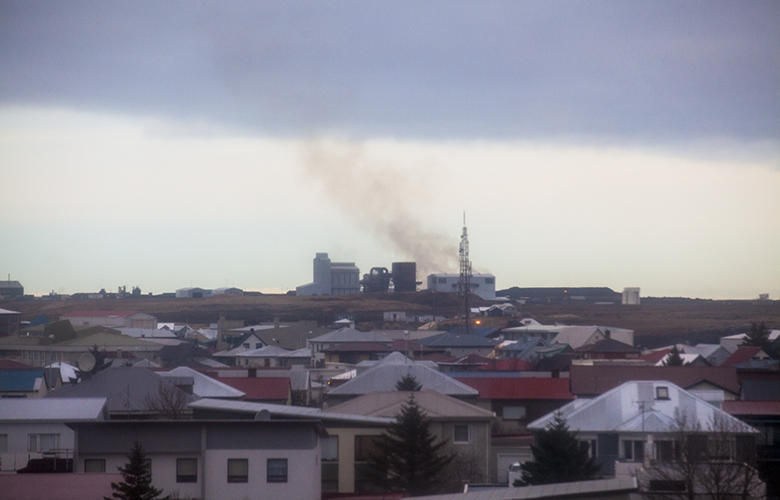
[1,1,779,299]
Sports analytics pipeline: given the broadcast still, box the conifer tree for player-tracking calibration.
[663,345,685,366]
[365,395,453,495]
[106,441,169,500]
[516,412,599,486]
[395,373,423,391]
[744,321,775,357]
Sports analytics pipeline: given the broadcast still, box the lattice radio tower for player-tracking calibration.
[458,212,472,334]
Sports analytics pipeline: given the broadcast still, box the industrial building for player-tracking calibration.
[296,253,360,296]
[361,262,418,293]
[426,273,497,300]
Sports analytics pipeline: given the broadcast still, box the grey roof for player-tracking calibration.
[161,366,245,399]
[418,332,500,348]
[236,345,292,357]
[326,390,495,420]
[117,328,178,339]
[327,355,479,397]
[277,347,312,358]
[684,344,726,358]
[47,366,197,414]
[188,398,394,425]
[356,352,439,372]
[310,327,392,344]
[406,477,638,500]
[0,397,107,421]
[529,380,757,434]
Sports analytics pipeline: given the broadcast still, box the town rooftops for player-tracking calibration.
[417,332,500,348]
[310,327,392,344]
[721,346,767,367]
[60,311,144,318]
[161,366,245,399]
[456,377,574,400]
[0,397,108,421]
[569,364,740,397]
[213,376,291,401]
[325,390,496,420]
[188,398,394,425]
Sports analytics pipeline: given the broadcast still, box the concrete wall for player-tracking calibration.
[0,422,73,471]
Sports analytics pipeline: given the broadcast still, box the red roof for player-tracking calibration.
[637,349,672,363]
[722,400,780,416]
[0,359,34,369]
[570,365,740,396]
[476,358,535,371]
[60,310,141,318]
[721,346,763,367]
[216,377,291,401]
[456,377,574,400]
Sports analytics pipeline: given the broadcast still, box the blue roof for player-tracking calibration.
[0,369,44,391]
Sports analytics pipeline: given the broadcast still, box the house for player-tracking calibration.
[60,310,157,329]
[454,376,575,483]
[417,331,500,358]
[0,362,59,398]
[682,343,731,367]
[325,352,479,404]
[69,419,325,500]
[0,397,107,472]
[569,365,740,407]
[236,345,295,368]
[308,328,392,365]
[0,308,22,335]
[206,368,311,406]
[326,390,496,484]
[575,338,642,361]
[47,366,197,419]
[721,330,780,354]
[529,380,759,477]
[160,366,245,399]
[213,376,292,404]
[552,326,634,350]
[320,342,393,365]
[187,398,394,494]
[721,346,773,368]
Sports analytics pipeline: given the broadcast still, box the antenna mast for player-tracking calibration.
[458,212,472,334]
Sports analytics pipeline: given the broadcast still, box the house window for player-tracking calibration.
[485,278,495,284]
[649,480,686,492]
[28,433,59,452]
[322,436,339,461]
[227,458,248,483]
[503,406,526,420]
[655,386,670,400]
[355,435,382,462]
[579,439,597,458]
[622,440,645,462]
[0,434,7,453]
[454,424,472,444]
[176,458,198,483]
[656,441,679,462]
[84,459,106,473]
[267,458,288,483]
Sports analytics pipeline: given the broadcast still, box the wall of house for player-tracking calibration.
[325,426,385,494]
[432,420,491,482]
[0,422,73,471]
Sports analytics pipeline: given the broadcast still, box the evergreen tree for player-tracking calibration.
[744,321,775,357]
[663,345,685,366]
[395,374,423,391]
[516,412,599,486]
[106,442,169,500]
[365,395,453,496]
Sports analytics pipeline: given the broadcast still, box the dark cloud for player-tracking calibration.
[1,1,778,143]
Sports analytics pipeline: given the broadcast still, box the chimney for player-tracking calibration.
[604,329,611,339]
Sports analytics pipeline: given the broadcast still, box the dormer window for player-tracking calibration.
[656,386,670,400]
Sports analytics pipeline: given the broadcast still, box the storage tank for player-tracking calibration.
[362,267,390,293]
[392,262,417,293]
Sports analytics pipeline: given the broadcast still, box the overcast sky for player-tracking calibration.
[1,1,778,299]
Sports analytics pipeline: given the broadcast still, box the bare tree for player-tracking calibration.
[144,381,192,419]
[639,410,765,500]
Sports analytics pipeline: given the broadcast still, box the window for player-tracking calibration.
[355,435,382,462]
[267,458,288,483]
[656,441,679,462]
[622,440,645,462]
[579,439,598,458]
[227,458,248,483]
[0,434,7,453]
[177,458,198,483]
[322,436,339,461]
[485,277,495,284]
[502,406,526,420]
[454,424,472,444]
[437,277,447,284]
[84,459,106,473]
[649,480,686,492]
[28,433,59,452]
[655,386,670,400]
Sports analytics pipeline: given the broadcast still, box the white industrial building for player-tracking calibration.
[296,253,360,296]
[622,287,640,305]
[426,273,496,300]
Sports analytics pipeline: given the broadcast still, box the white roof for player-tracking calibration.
[161,367,244,399]
[529,380,757,434]
[188,398,394,425]
[45,362,78,382]
[236,345,292,358]
[0,397,107,421]
[0,308,21,314]
[117,328,178,339]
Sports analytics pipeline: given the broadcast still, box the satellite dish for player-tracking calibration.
[254,409,271,421]
[78,352,96,372]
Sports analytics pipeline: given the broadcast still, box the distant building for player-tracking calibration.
[426,273,496,300]
[175,287,211,298]
[622,287,640,305]
[0,280,24,298]
[60,310,157,329]
[296,253,360,296]
[0,308,21,336]
[212,287,243,296]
